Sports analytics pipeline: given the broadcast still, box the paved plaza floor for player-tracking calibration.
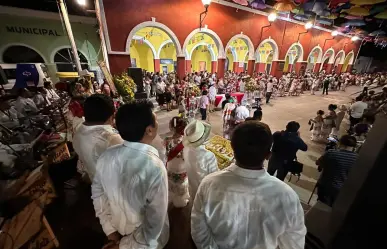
[156,86,361,206]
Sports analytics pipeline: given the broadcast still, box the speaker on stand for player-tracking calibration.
[128,67,147,100]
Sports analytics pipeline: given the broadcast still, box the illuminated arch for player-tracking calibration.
[285,42,304,63]
[256,38,279,62]
[182,27,225,59]
[307,45,323,63]
[334,50,346,65]
[187,42,217,61]
[126,20,182,57]
[157,40,173,59]
[225,34,255,61]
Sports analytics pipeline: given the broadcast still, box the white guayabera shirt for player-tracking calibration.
[192,164,306,249]
[92,141,169,249]
[183,145,218,199]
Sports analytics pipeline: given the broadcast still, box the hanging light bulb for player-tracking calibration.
[77,0,86,6]
[331,31,338,37]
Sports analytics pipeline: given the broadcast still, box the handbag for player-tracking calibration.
[286,158,303,182]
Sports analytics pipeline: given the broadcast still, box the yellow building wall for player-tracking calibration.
[257,43,273,63]
[228,38,248,62]
[187,33,218,58]
[159,43,177,72]
[226,52,234,71]
[134,27,170,52]
[130,42,154,72]
[191,45,211,72]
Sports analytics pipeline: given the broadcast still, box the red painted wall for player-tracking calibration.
[102,0,360,75]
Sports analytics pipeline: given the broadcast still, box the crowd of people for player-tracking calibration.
[2,64,387,249]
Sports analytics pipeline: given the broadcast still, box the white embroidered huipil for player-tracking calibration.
[72,124,123,181]
[183,145,218,198]
[92,142,169,249]
[192,164,306,249]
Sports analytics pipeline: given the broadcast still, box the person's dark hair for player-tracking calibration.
[328,104,337,111]
[202,90,208,95]
[84,94,115,124]
[317,110,325,115]
[245,117,256,121]
[44,81,52,88]
[116,100,155,142]
[225,93,231,99]
[253,109,263,121]
[286,121,300,133]
[339,135,357,147]
[231,121,273,168]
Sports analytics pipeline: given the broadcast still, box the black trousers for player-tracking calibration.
[268,157,288,181]
[322,85,329,95]
[350,116,361,128]
[200,108,207,120]
[266,92,272,104]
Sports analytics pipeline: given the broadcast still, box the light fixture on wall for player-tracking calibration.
[297,21,313,42]
[77,0,86,6]
[258,12,277,45]
[305,21,313,30]
[331,30,338,37]
[322,31,338,50]
[200,0,212,30]
[351,36,360,41]
[268,12,277,23]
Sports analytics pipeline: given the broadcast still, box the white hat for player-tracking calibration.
[182,120,212,147]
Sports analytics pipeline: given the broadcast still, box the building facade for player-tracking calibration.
[99,0,359,79]
[0,6,103,82]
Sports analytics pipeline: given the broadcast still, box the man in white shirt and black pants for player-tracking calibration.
[349,95,368,129]
[191,121,306,249]
[92,101,169,249]
[266,79,274,104]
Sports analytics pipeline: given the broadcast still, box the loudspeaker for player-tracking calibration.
[127,67,143,93]
[0,66,8,85]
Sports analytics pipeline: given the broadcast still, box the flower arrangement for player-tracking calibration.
[245,78,258,93]
[190,84,201,96]
[113,73,136,103]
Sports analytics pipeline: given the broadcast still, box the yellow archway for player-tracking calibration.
[342,52,354,72]
[129,27,177,72]
[186,33,218,72]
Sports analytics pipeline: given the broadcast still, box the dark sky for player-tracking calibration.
[1,0,386,61]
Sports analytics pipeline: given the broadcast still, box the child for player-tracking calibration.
[199,90,209,121]
[165,87,173,112]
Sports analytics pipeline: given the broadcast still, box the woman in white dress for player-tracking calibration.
[321,104,338,139]
[222,98,237,140]
[310,110,324,141]
[164,117,190,208]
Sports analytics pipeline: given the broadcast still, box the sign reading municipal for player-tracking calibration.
[6,26,61,36]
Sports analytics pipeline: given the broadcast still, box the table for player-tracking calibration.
[214,92,245,108]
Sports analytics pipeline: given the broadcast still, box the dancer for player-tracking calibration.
[310,110,324,141]
[165,117,190,207]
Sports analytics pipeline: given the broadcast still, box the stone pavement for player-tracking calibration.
[156,86,361,206]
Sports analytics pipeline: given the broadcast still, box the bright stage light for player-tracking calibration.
[305,22,313,30]
[77,0,86,6]
[351,36,360,41]
[202,0,212,6]
[268,13,277,22]
[331,30,338,37]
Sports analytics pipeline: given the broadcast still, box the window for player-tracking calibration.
[54,48,89,72]
[2,45,44,63]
